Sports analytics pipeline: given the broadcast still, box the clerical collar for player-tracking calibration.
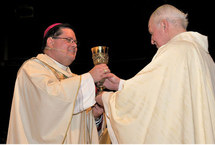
[45,54,68,71]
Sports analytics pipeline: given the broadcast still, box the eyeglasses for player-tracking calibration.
[52,36,78,45]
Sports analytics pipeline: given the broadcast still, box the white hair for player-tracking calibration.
[151,4,188,29]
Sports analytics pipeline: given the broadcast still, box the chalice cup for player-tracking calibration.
[91,46,109,92]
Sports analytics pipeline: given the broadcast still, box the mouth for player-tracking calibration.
[68,46,77,54]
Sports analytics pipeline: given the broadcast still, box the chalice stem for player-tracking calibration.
[97,78,105,93]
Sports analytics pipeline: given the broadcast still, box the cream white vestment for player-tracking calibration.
[103,32,215,144]
[7,54,99,144]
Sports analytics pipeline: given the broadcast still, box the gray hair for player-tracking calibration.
[151,4,188,29]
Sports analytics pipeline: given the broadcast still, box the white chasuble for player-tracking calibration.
[103,32,215,144]
[7,54,99,144]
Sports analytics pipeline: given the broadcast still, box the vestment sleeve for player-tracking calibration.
[73,73,96,114]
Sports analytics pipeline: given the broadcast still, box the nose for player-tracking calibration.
[70,41,78,49]
[73,42,77,48]
[151,37,155,45]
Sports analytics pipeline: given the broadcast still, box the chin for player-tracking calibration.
[69,58,75,65]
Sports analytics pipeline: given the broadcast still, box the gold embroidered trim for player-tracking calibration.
[62,75,82,144]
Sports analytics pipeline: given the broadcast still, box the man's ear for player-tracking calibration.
[160,19,169,32]
[47,37,54,47]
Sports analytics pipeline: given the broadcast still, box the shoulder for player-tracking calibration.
[161,39,197,62]
[18,57,50,76]
[152,40,196,67]
[166,40,196,54]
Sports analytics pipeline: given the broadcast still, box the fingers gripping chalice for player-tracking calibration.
[91,46,109,93]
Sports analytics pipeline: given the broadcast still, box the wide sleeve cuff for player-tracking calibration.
[118,79,125,91]
[102,91,114,118]
[73,73,96,114]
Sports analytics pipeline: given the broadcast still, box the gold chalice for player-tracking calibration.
[91,46,109,92]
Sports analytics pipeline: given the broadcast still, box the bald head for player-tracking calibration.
[148,4,188,48]
[150,4,188,29]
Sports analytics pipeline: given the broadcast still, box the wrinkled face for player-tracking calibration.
[48,28,78,66]
[148,16,169,48]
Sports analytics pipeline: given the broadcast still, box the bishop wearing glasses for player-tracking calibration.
[7,23,110,144]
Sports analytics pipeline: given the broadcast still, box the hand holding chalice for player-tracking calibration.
[91,46,109,92]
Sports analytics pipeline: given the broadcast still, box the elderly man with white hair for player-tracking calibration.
[96,4,215,144]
